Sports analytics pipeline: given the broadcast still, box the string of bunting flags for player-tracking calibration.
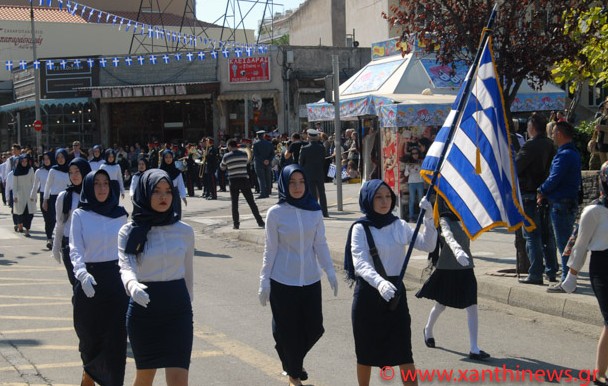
[3,0,269,71]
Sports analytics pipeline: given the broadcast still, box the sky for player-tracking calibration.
[195,0,303,34]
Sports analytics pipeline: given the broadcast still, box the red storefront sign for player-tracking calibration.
[228,57,270,83]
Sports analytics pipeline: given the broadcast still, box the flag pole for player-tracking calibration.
[397,3,499,284]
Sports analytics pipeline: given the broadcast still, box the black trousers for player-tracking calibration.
[17,205,34,229]
[270,280,324,378]
[46,194,58,238]
[308,178,328,216]
[40,192,53,239]
[229,177,263,226]
[203,170,217,198]
[61,237,76,285]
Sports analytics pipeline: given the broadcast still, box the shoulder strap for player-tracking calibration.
[361,224,389,279]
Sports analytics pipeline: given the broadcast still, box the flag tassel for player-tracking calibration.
[475,147,482,174]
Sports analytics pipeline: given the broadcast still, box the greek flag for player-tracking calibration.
[420,37,532,239]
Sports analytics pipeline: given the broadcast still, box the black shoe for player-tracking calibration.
[46,240,52,250]
[300,369,308,381]
[548,277,558,283]
[518,277,543,285]
[256,195,268,199]
[594,378,608,386]
[257,221,265,228]
[233,223,239,230]
[469,350,490,360]
[423,328,435,348]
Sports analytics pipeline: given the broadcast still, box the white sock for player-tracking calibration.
[466,304,480,353]
[425,302,446,339]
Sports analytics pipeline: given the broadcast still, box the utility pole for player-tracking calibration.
[30,3,42,152]
[332,55,342,211]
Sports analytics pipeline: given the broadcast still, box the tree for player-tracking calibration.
[552,6,608,116]
[383,1,593,111]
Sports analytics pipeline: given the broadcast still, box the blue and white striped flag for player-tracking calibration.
[420,37,532,239]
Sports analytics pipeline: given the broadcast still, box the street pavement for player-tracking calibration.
[0,180,601,385]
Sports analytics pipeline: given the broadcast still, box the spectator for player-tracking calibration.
[516,114,558,285]
[537,121,582,291]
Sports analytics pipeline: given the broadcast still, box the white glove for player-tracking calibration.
[76,271,97,298]
[258,282,270,306]
[455,248,470,267]
[51,241,61,264]
[419,197,433,219]
[561,272,577,293]
[327,272,338,297]
[378,280,397,302]
[127,281,150,307]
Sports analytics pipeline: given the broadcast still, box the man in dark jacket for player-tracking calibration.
[299,129,329,217]
[516,114,557,285]
[252,130,274,198]
[537,120,582,289]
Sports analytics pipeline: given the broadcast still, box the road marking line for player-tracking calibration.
[0,350,224,373]
[0,277,65,283]
[194,325,330,386]
[194,325,285,383]
[0,315,71,321]
[0,282,66,287]
[0,295,68,300]
[0,302,70,308]
[1,327,73,334]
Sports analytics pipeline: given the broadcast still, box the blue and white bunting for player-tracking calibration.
[5,61,13,71]
[99,58,107,67]
[162,54,170,64]
[197,51,205,61]
[19,60,27,70]
[125,57,133,66]
[112,57,120,67]
[137,56,145,66]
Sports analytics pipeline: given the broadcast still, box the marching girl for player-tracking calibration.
[344,179,436,386]
[258,164,338,386]
[415,196,490,361]
[43,148,71,245]
[30,151,55,249]
[88,145,104,171]
[119,169,194,386]
[70,169,129,386]
[130,156,150,197]
[12,154,36,237]
[160,149,188,207]
[560,161,608,385]
[100,148,125,199]
[52,158,91,285]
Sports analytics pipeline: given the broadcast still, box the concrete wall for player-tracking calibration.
[289,0,345,47]
[345,0,400,47]
[0,20,253,82]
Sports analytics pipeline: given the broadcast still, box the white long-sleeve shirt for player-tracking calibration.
[172,175,187,199]
[30,168,50,200]
[52,190,79,261]
[4,171,13,199]
[568,204,608,272]
[129,174,141,197]
[260,203,335,287]
[69,209,127,277]
[100,163,125,195]
[43,169,70,199]
[89,159,104,171]
[118,221,195,301]
[351,218,437,289]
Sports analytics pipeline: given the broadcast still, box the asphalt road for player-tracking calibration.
[0,197,603,386]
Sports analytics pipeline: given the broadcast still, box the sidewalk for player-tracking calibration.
[210,181,601,326]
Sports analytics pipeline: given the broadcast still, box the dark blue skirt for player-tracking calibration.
[72,260,129,386]
[127,279,193,370]
[590,250,608,325]
[352,276,413,367]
